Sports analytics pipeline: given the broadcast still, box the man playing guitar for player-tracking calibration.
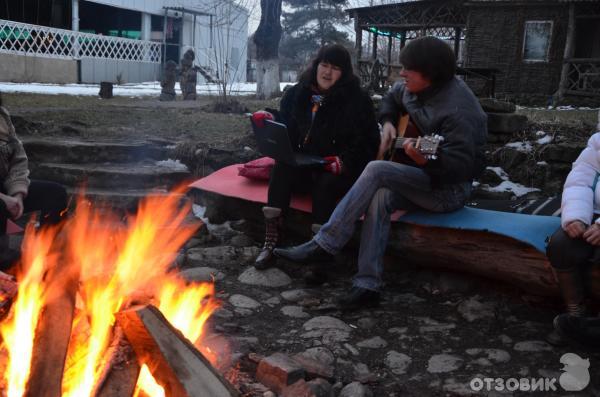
[275,37,488,310]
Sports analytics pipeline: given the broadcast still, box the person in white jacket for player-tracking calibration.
[547,115,600,347]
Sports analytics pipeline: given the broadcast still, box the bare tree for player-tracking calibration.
[254,0,282,99]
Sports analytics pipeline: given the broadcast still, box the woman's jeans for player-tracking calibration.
[314,160,471,291]
[0,179,68,235]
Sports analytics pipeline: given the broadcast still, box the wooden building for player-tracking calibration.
[347,0,600,103]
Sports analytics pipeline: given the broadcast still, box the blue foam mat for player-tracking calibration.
[398,206,561,253]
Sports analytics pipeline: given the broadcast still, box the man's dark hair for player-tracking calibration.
[299,44,358,89]
[0,93,3,107]
[399,36,456,86]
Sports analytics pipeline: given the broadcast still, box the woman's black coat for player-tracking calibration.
[277,80,380,178]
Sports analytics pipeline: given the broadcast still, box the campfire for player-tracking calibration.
[0,189,237,397]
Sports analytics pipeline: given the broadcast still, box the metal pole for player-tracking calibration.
[71,0,79,31]
[193,14,196,48]
[162,8,167,63]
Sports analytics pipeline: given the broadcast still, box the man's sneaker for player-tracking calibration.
[337,286,380,311]
[274,240,333,264]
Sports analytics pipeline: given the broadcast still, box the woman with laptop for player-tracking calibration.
[253,44,380,270]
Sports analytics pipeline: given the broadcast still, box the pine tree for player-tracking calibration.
[280,0,352,69]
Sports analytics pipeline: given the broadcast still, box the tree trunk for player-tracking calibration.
[254,0,282,99]
[256,59,280,100]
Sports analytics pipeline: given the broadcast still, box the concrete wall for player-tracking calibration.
[0,53,78,83]
[80,58,160,83]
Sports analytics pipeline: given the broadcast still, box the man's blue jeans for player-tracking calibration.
[314,160,471,291]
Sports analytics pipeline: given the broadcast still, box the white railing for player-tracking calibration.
[0,19,161,63]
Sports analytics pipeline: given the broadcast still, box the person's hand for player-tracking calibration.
[12,193,24,220]
[251,110,274,128]
[377,122,397,160]
[323,156,343,175]
[0,194,23,220]
[563,220,587,239]
[583,223,600,246]
[402,138,428,166]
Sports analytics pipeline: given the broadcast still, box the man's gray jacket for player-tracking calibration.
[379,77,487,186]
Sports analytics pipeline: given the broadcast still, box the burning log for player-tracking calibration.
[25,265,79,397]
[116,304,239,397]
[93,326,141,397]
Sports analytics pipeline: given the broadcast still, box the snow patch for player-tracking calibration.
[0,81,292,97]
[155,158,188,171]
[505,141,533,153]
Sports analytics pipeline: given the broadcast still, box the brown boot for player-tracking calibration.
[556,269,586,317]
[255,207,282,270]
[547,269,586,346]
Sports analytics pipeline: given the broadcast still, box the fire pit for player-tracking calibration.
[0,190,237,397]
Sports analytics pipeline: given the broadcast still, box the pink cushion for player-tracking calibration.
[237,157,275,181]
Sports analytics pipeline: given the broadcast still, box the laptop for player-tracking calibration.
[251,118,328,167]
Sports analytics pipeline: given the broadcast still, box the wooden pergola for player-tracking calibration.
[347,0,467,90]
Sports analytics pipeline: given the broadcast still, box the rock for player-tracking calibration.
[384,351,412,375]
[343,343,360,356]
[465,348,511,363]
[477,168,505,187]
[487,112,528,134]
[353,362,377,383]
[393,293,426,305]
[498,334,513,345]
[427,354,464,373]
[238,267,292,287]
[541,142,585,163]
[357,317,377,329]
[187,246,259,266]
[356,336,388,349]
[388,327,408,334]
[256,353,305,395]
[265,296,281,306]
[179,267,225,282]
[229,294,261,309]
[292,353,335,381]
[281,305,310,318]
[419,323,456,333]
[457,297,496,322]
[339,381,373,397]
[442,378,478,396]
[300,347,336,366]
[281,289,314,302]
[230,234,255,247]
[263,392,276,397]
[479,98,516,113]
[301,317,353,342]
[513,340,553,352]
[281,379,333,397]
[303,316,352,332]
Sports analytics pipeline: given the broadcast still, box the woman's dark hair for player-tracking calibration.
[298,44,358,89]
[399,36,456,86]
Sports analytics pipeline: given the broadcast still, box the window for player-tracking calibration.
[522,21,553,62]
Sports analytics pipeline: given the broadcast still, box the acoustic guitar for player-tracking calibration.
[382,114,443,161]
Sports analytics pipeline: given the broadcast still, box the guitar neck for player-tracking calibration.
[393,137,411,148]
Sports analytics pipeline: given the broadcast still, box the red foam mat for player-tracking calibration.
[189,164,313,213]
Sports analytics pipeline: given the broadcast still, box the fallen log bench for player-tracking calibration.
[189,164,599,299]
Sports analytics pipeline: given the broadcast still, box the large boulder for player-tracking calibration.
[487,113,528,134]
[479,98,516,114]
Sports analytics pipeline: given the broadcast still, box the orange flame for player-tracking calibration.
[0,189,223,397]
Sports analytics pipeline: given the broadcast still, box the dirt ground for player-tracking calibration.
[4,92,598,145]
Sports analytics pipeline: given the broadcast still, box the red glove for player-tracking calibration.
[323,156,343,175]
[251,110,274,128]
